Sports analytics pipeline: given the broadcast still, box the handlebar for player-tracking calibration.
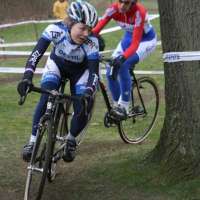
[18,84,83,106]
[99,56,113,64]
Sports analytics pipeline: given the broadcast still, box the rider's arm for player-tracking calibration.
[92,5,117,36]
[86,59,99,95]
[123,9,146,59]
[25,38,51,74]
[84,37,100,95]
[25,23,65,75]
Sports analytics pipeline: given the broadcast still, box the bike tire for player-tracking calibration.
[118,77,159,144]
[24,119,53,200]
[47,101,69,182]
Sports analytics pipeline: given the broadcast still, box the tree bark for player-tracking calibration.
[150,0,200,182]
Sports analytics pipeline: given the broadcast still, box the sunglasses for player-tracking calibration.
[118,0,131,5]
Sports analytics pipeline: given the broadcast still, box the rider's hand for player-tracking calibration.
[97,35,105,52]
[17,71,33,97]
[111,55,126,80]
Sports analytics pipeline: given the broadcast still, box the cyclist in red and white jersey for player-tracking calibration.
[93,0,157,119]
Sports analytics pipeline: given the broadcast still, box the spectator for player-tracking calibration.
[53,0,69,20]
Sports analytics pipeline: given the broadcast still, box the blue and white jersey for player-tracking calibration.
[42,22,99,63]
[24,22,100,96]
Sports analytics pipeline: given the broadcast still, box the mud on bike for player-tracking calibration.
[99,57,160,144]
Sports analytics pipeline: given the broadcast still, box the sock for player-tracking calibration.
[113,101,118,107]
[29,135,36,143]
[118,99,129,114]
[66,132,75,141]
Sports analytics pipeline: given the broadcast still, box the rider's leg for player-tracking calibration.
[30,81,60,142]
[106,65,120,106]
[105,39,125,106]
[118,54,139,113]
[118,33,157,112]
[30,58,61,143]
[63,69,95,162]
[22,57,61,162]
[69,69,94,138]
[109,31,157,117]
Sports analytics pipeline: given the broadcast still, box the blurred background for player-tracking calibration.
[0,0,158,24]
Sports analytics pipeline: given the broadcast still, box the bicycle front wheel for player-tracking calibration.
[118,77,159,144]
[47,101,69,182]
[24,119,53,200]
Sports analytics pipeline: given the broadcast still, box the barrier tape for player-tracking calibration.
[163,51,200,63]
[0,42,37,48]
[0,19,60,29]
[0,67,164,75]
[0,41,161,56]
[0,14,159,29]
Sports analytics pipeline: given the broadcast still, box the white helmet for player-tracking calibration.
[68,1,98,28]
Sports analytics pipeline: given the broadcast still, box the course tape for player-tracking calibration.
[0,19,60,29]
[0,42,37,48]
[0,41,161,56]
[163,51,200,63]
[0,14,159,29]
[0,67,164,75]
[1,41,161,48]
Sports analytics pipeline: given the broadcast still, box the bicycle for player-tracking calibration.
[99,57,160,144]
[19,79,90,200]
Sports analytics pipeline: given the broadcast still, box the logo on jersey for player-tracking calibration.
[85,38,98,49]
[50,31,62,39]
[29,50,41,66]
[58,49,80,61]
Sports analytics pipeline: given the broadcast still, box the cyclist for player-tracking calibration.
[93,0,157,119]
[17,1,99,162]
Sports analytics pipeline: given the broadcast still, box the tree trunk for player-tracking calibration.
[150,0,200,182]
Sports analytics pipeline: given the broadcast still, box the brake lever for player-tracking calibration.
[18,95,27,105]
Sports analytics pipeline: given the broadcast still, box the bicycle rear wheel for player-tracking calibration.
[118,77,159,144]
[24,119,53,200]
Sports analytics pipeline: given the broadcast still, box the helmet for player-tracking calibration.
[68,1,98,28]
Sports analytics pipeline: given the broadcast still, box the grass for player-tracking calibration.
[1,2,200,200]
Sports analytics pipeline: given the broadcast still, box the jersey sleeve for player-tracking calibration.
[84,37,100,94]
[92,4,117,35]
[41,24,65,45]
[25,37,51,73]
[85,37,100,60]
[123,9,146,59]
